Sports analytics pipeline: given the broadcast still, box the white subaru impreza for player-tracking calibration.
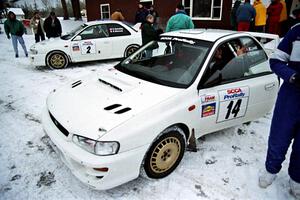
[43,29,280,190]
[30,20,142,69]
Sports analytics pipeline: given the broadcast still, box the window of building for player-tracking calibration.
[100,4,110,19]
[183,0,223,20]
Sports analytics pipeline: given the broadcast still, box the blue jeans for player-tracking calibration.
[11,35,28,56]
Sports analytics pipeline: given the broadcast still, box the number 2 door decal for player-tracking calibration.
[81,41,96,55]
[217,87,249,123]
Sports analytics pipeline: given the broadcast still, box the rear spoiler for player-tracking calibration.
[245,32,280,56]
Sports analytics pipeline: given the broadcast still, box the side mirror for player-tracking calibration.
[198,70,222,89]
[73,35,82,41]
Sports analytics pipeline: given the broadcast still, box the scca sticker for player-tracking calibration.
[202,103,216,118]
[217,86,249,122]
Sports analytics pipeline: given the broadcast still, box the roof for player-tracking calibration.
[161,29,238,42]
[84,20,124,26]
[7,8,24,16]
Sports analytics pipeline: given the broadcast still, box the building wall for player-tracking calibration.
[86,0,233,30]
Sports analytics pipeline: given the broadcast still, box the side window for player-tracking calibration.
[80,25,109,40]
[107,24,130,37]
[203,37,271,86]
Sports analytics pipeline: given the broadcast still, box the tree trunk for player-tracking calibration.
[61,0,69,20]
[71,0,81,20]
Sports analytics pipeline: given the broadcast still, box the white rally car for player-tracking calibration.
[42,29,280,190]
[30,20,142,69]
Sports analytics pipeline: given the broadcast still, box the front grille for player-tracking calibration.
[49,111,69,137]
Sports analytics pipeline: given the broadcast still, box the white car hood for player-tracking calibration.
[31,37,67,51]
[47,67,181,140]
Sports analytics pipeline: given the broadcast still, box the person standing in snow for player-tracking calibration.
[259,8,300,200]
[141,14,159,58]
[44,11,62,39]
[111,9,125,21]
[135,3,149,24]
[230,0,241,30]
[266,0,283,35]
[236,0,256,31]
[166,3,194,32]
[30,11,45,43]
[253,0,267,32]
[279,0,288,36]
[4,11,28,58]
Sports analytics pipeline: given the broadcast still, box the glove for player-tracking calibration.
[7,35,10,39]
[290,73,300,87]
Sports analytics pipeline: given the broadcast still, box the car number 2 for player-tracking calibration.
[217,87,249,123]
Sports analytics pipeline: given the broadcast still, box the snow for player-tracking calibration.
[0,20,296,200]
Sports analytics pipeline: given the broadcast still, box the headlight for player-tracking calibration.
[72,135,119,156]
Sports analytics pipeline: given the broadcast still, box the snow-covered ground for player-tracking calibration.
[0,20,296,200]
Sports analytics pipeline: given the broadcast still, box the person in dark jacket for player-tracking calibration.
[266,0,283,34]
[4,11,28,58]
[230,0,241,30]
[141,14,159,58]
[44,11,62,39]
[236,0,256,31]
[135,3,149,24]
[258,18,300,199]
[149,5,159,29]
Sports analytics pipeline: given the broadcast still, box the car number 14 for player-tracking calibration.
[217,87,249,123]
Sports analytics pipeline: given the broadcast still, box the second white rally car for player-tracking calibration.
[30,20,142,69]
[43,29,280,190]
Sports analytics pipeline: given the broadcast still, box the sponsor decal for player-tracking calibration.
[109,28,123,33]
[72,45,80,51]
[160,37,196,45]
[201,95,216,103]
[223,88,246,100]
[82,41,93,46]
[202,103,216,117]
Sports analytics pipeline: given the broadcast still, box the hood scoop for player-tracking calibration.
[99,78,122,92]
[71,80,82,88]
[104,104,132,114]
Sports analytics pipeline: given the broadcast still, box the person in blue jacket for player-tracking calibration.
[259,8,300,199]
[166,3,194,32]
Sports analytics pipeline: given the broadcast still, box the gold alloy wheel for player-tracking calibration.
[126,47,137,56]
[150,137,181,174]
[50,54,66,68]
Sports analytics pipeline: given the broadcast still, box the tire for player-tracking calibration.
[124,45,139,57]
[144,128,186,179]
[46,51,69,69]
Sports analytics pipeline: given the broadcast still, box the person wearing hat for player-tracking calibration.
[4,11,28,58]
[166,3,194,32]
[43,11,62,39]
[259,7,300,199]
[30,11,45,43]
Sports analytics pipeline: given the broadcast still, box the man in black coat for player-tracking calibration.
[44,12,62,39]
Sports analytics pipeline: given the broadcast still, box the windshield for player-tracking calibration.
[61,24,88,40]
[116,38,212,88]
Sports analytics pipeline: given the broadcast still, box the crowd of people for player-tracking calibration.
[4,10,62,58]
[231,0,298,36]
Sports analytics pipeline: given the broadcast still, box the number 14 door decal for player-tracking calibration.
[217,86,249,123]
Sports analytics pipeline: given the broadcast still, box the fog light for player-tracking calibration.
[93,167,109,172]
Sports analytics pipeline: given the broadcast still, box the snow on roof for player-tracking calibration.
[8,8,24,16]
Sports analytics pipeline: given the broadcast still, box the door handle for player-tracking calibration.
[265,82,276,91]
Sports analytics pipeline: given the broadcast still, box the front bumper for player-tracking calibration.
[42,107,148,190]
[30,53,46,66]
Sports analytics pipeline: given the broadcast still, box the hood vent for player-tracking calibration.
[71,80,82,88]
[115,107,131,114]
[104,104,122,111]
[98,78,122,92]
